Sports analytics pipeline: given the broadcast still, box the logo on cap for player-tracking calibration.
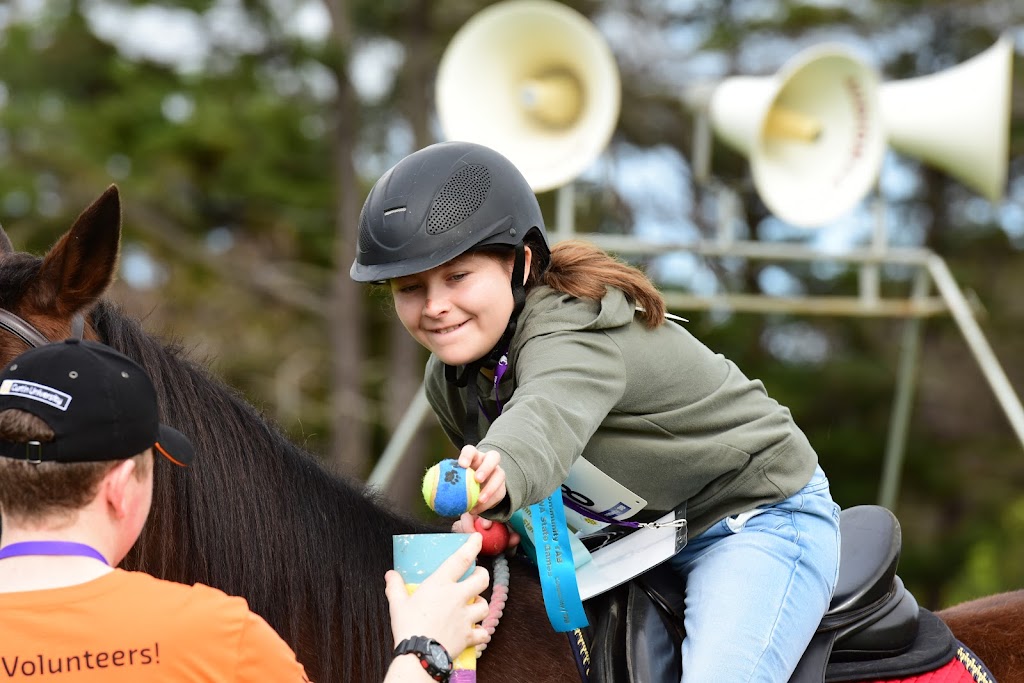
[0,379,73,411]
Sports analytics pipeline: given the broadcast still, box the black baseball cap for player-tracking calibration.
[0,339,194,466]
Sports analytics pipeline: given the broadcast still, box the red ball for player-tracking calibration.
[474,517,511,556]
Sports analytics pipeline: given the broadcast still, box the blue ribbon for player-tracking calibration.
[524,492,589,632]
[488,352,587,632]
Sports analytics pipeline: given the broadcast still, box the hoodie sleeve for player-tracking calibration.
[477,328,628,519]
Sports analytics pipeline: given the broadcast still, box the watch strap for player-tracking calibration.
[393,636,452,681]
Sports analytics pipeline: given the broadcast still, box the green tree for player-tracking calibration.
[1,0,1021,606]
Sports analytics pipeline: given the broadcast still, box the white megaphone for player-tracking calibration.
[880,35,1013,202]
[435,0,620,193]
[708,44,886,228]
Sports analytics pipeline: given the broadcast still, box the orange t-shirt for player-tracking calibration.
[0,569,309,682]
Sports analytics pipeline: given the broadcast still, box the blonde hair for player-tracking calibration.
[528,239,666,329]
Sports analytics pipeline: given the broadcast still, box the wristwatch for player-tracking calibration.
[392,636,453,681]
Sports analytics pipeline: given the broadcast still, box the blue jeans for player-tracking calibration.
[667,465,841,682]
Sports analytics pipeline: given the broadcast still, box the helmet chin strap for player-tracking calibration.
[446,243,527,446]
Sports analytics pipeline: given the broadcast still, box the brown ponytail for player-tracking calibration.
[528,239,666,329]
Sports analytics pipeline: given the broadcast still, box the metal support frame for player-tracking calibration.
[877,269,929,510]
[369,384,431,489]
[580,231,1024,505]
[368,144,1023,505]
[374,232,1023,515]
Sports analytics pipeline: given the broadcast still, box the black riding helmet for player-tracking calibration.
[350,141,548,282]
[352,142,549,446]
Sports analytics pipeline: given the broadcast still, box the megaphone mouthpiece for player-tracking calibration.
[763,108,823,143]
[708,44,885,227]
[520,71,584,128]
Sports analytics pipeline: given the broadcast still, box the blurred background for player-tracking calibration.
[0,0,1022,611]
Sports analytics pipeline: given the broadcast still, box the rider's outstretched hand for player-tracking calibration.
[457,445,507,514]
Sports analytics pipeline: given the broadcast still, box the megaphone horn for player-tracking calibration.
[435,0,621,193]
[519,70,584,128]
[880,35,1013,202]
[707,44,886,228]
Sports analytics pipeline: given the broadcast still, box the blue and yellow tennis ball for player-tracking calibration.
[422,459,480,517]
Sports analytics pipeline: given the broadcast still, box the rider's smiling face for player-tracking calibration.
[391,249,529,367]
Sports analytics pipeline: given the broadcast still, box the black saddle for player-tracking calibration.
[578,505,958,683]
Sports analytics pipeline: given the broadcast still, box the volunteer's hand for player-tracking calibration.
[384,533,491,658]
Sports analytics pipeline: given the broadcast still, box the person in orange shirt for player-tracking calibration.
[0,339,488,682]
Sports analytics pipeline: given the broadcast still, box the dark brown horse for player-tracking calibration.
[0,186,576,682]
[0,186,1020,682]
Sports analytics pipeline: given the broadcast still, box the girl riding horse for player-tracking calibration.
[349,141,841,683]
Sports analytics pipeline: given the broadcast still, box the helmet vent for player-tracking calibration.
[357,206,373,254]
[427,164,491,235]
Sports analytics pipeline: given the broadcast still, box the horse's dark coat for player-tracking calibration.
[0,187,574,682]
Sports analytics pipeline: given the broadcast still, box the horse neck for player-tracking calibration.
[94,301,437,681]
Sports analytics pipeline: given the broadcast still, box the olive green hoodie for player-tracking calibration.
[424,285,818,537]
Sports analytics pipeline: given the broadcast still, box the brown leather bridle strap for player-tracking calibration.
[0,308,50,348]
[0,308,86,349]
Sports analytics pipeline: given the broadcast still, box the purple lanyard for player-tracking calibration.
[492,354,509,412]
[0,541,109,565]
[477,354,510,422]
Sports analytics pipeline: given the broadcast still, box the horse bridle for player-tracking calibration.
[0,308,85,349]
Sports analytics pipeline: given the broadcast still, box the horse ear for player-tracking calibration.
[0,224,14,255]
[33,185,122,316]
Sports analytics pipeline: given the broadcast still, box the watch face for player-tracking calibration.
[427,641,453,670]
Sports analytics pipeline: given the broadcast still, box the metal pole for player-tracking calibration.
[859,193,886,306]
[716,186,738,247]
[554,183,576,241]
[682,82,716,185]
[878,268,930,510]
[365,244,1024,498]
[927,254,1024,449]
[368,384,433,490]
[693,108,712,184]
[581,235,935,266]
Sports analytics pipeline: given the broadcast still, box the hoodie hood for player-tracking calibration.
[511,285,637,344]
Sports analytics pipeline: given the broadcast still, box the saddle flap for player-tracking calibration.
[625,579,683,683]
[581,564,684,683]
[831,578,919,661]
[826,506,901,617]
[635,561,686,621]
[582,583,629,682]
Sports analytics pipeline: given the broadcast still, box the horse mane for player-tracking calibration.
[88,297,438,682]
[0,238,587,683]
[0,254,40,309]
